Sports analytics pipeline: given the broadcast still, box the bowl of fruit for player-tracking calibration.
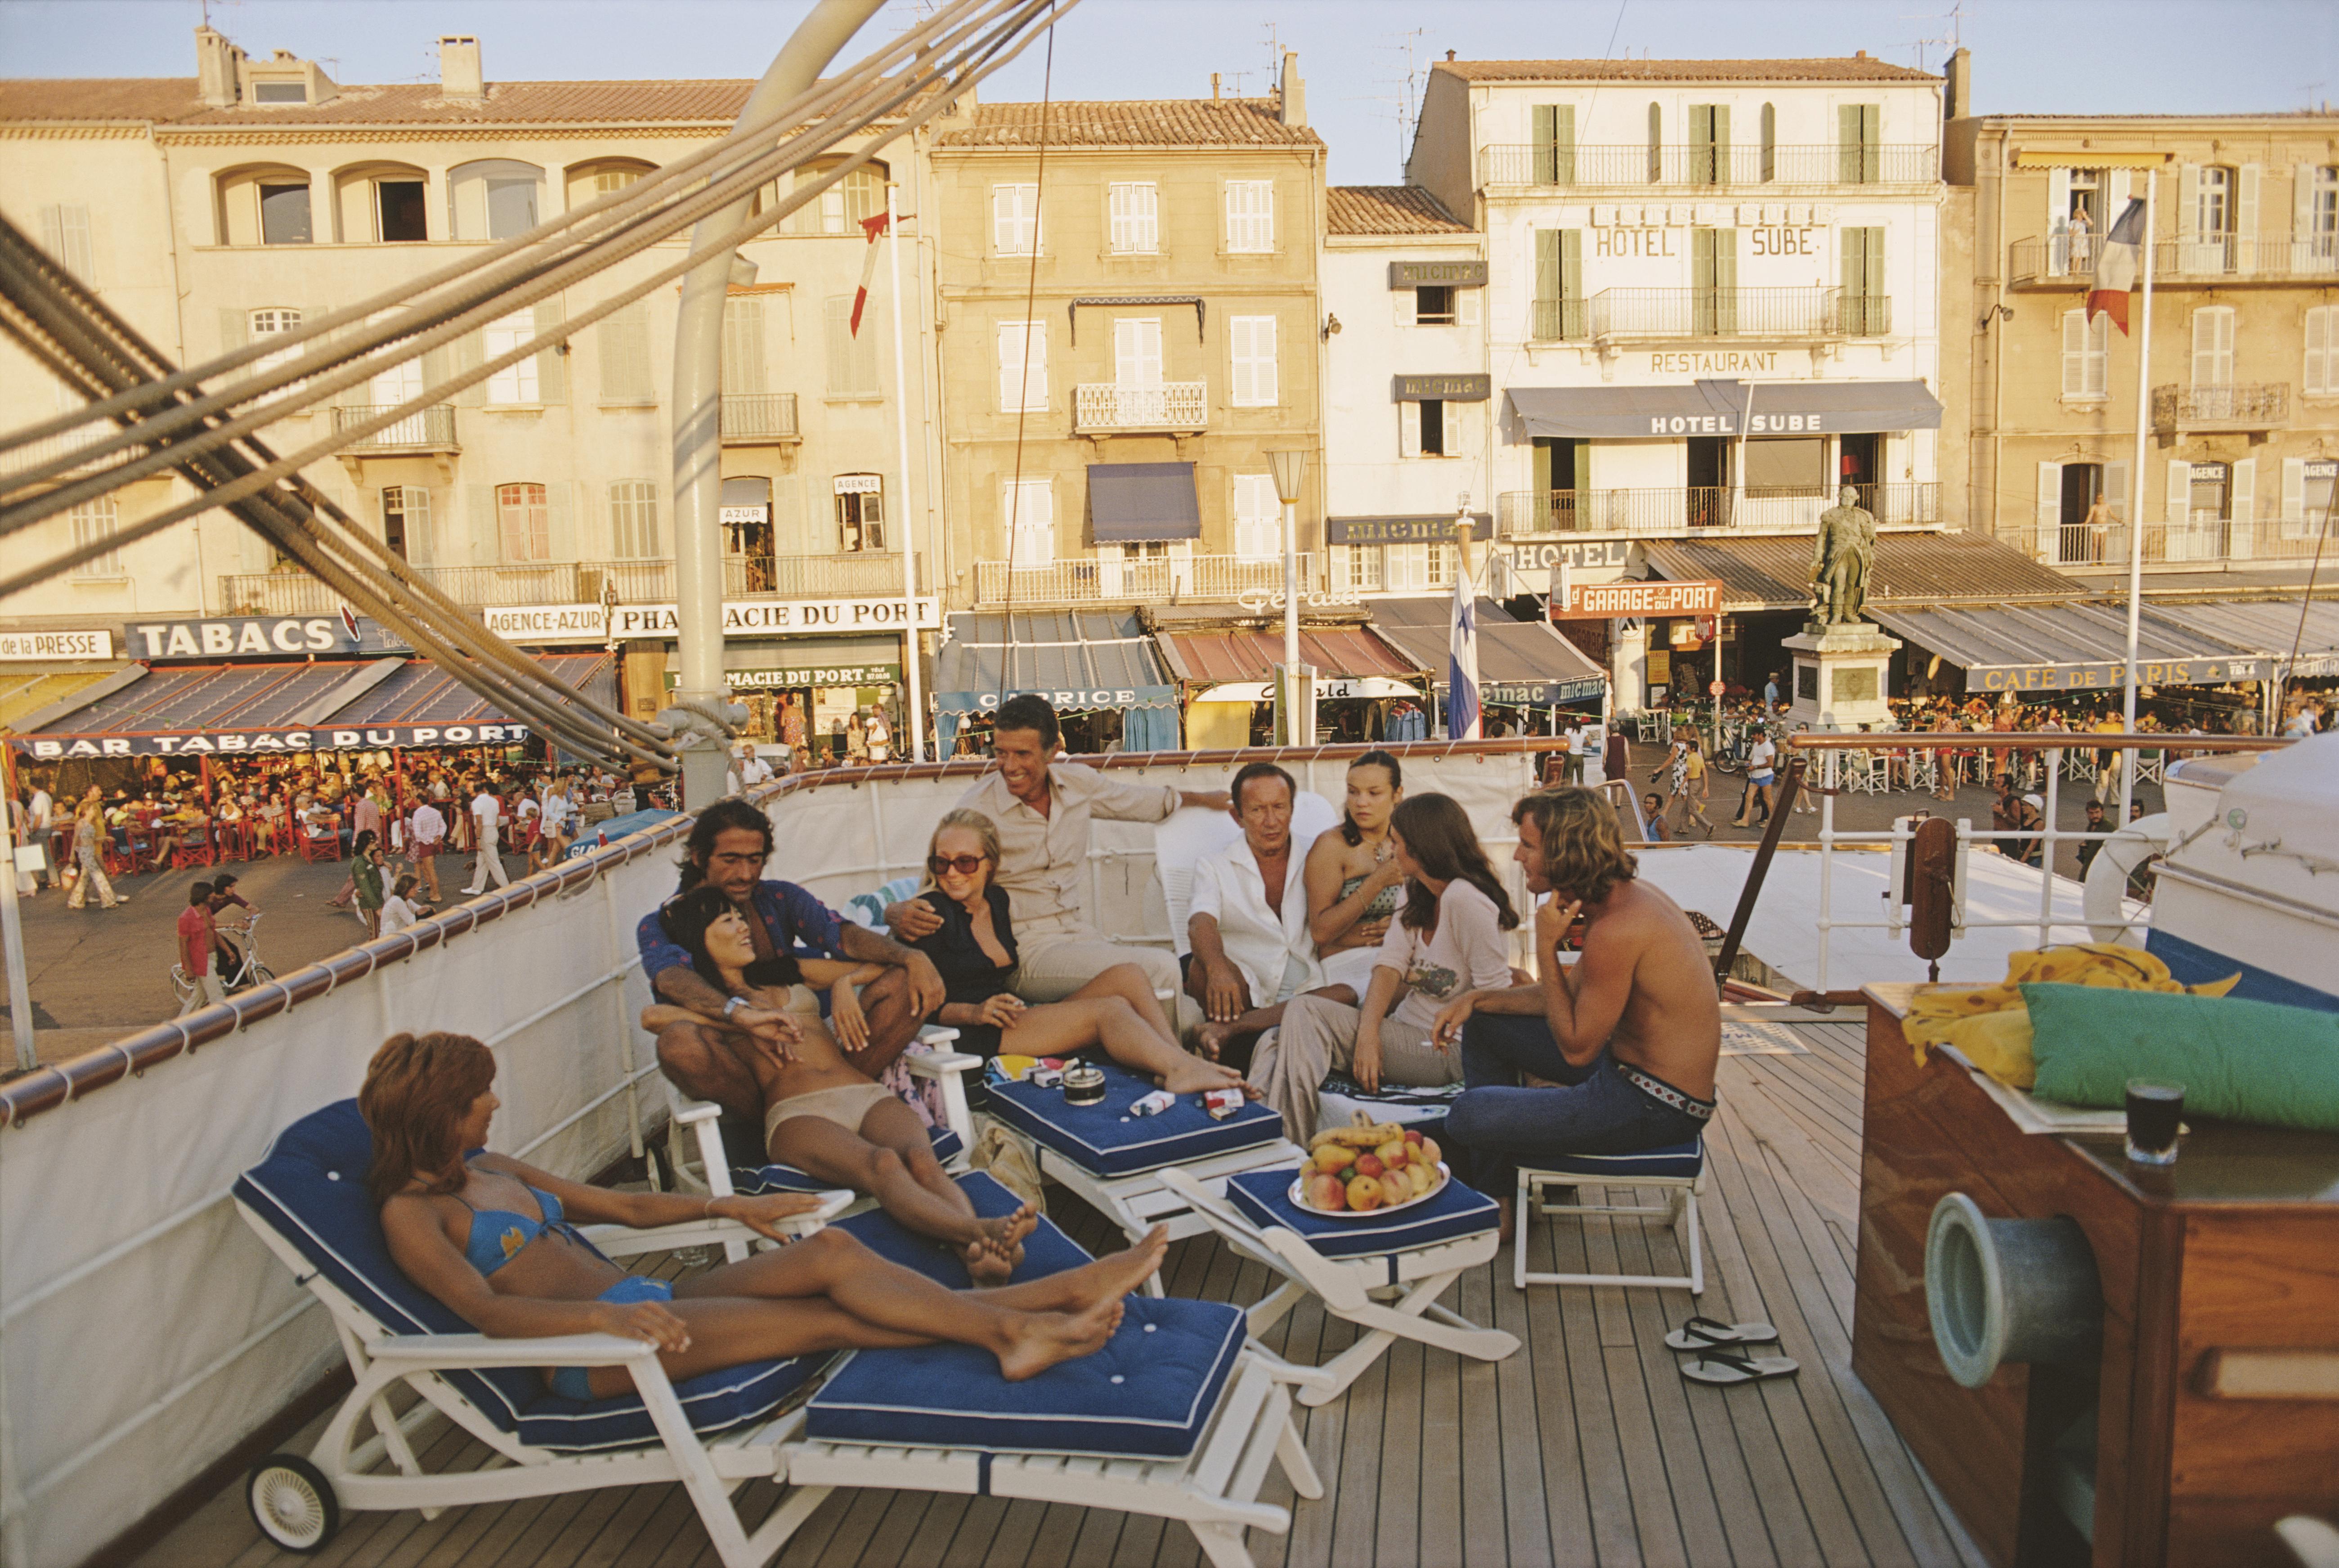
[1291,1120,1447,1215]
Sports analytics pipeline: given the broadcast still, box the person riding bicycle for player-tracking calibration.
[208,874,258,979]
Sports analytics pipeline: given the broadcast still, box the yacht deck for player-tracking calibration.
[136,1018,1986,1568]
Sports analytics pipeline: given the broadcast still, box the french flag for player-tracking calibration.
[2087,198,2146,336]
[848,211,888,337]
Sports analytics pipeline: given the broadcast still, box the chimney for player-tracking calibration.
[1944,47,1972,121]
[194,25,242,108]
[1278,49,1305,128]
[439,35,484,102]
[1211,72,1221,102]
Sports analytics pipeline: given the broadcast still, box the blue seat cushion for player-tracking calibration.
[731,1124,964,1196]
[236,1100,822,1455]
[832,1169,1093,1287]
[806,1295,1244,1458]
[1521,1137,1703,1181]
[1225,1165,1499,1260]
[985,1062,1283,1178]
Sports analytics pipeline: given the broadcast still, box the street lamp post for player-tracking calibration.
[1266,449,1311,744]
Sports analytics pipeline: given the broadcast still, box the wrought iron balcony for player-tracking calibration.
[1072,381,1208,434]
[1497,483,1940,538]
[973,552,1312,606]
[330,403,458,454]
[2007,513,2331,570]
[2151,383,2289,433]
[219,553,922,616]
[1478,141,1939,189]
[1584,286,1874,341]
[2012,233,2339,285]
[718,393,800,445]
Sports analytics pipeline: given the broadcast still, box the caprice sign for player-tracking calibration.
[483,596,940,645]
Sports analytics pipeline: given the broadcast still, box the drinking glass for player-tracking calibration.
[2124,1079,2184,1166]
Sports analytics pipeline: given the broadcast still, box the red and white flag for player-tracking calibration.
[848,211,888,337]
[2087,197,2146,336]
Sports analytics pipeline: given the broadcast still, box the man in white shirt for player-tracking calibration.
[462,787,510,895]
[408,798,446,902]
[1186,762,1349,1066]
[22,782,54,893]
[885,693,1225,1041]
[739,748,775,788]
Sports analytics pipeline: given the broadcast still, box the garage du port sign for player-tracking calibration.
[1550,580,1725,620]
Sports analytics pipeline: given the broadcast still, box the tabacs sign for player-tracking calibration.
[128,615,407,661]
[23,722,534,760]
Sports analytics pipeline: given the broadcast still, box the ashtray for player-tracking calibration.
[1061,1063,1107,1106]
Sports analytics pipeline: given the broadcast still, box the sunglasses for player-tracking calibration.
[927,853,991,876]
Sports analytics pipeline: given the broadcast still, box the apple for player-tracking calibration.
[1316,1143,1358,1174]
[1376,1140,1407,1168]
[1346,1174,1383,1210]
[1355,1154,1385,1179]
[1418,1136,1442,1167]
[1305,1173,1347,1211]
[1403,1128,1423,1146]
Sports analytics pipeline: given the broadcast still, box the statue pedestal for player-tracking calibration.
[1783,621,1900,731]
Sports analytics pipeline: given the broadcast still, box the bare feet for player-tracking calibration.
[1061,1224,1169,1308]
[1195,1021,1235,1061]
[1158,1055,1247,1097]
[964,1204,1038,1285]
[997,1297,1125,1382]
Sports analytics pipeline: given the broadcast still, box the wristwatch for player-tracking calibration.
[723,995,750,1020]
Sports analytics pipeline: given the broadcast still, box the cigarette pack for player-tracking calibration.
[1128,1089,1177,1117]
[1028,1066,1065,1090]
[1202,1087,1245,1120]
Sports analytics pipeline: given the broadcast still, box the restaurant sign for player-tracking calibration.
[0,627,113,661]
[484,596,940,645]
[1970,656,2269,693]
[22,722,535,759]
[1550,579,1725,619]
[127,615,408,660]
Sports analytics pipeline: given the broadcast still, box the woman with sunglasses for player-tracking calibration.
[915,810,1248,1096]
[642,883,1038,1284]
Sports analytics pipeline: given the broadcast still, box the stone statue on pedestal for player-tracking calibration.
[1809,484,1877,628]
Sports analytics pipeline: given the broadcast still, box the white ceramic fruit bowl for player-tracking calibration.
[1289,1160,1451,1218]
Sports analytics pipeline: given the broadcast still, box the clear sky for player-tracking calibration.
[3,0,2332,184]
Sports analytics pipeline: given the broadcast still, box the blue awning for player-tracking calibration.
[1088,462,1201,542]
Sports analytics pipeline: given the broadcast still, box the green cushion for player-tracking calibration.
[2022,982,2339,1132]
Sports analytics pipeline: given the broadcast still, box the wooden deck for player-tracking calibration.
[139,1021,1987,1568]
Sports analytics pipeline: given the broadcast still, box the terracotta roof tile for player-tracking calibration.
[0,77,209,123]
[1435,56,1938,85]
[1327,185,1470,235]
[1641,530,2081,613]
[937,98,1322,149]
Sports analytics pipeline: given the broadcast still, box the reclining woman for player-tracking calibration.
[367,1032,1165,1398]
[642,886,1038,1284]
[1303,749,1407,997]
[915,809,1247,1095]
[1252,792,1520,1142]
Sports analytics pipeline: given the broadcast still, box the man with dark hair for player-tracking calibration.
[1186,762,1344,1065]
[640,799,945,1138]
[176,881,226,1016]
[1432,788,1721,1234]
[886,694,1225,1038]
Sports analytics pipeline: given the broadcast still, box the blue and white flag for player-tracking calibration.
[1447,573,1480,740]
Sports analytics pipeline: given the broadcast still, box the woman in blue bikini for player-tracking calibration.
[365,1032,1164,1401]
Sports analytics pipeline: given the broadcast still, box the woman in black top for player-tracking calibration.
[914,810,1250,1096]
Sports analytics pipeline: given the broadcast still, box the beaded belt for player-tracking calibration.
[1617,1060,1716,1122]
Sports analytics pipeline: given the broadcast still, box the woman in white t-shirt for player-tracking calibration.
[1251,793,1520,1142]
[378,874,430,934]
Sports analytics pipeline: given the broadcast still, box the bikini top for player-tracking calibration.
[1338,873,1403,922]
[452,1165,588,1276]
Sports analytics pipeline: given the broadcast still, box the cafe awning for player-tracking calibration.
[661,636,905,691]
[0,664,130,735]
[1642,530,2081,613]
[1508,378,1943,439]
[1153,624,1424,687]
[1367,597,1606,703]
[2143,597,2339,680]
[329,653,617,731]
[1870,602,2272,693]
[1088,461,1201,543]
[931,611,1176,717]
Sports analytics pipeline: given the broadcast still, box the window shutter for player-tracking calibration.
[1393,284,1416,327]
[1553,103,1575,183]
[544,479,571,557]
[1460,287,1481,326]
[2236,164,2261,271]
[2191,309,2215,384]
[1532,104,1557,184]
[2296,162,2319,242]
[1863,227,1885,300]
[1251,316,1276,405]
[598,300,651,403]
[2036,462,2063,536]
[1399,399,1421,458]
[2230,458,2256,529]
[1019,320,1048,408]
[1839,105,1862,183]
[997,321,1022,411]
[2046,168,2071,274]
[1647,103,1663,182]
[1534,228,1561,304]
[532,299,566,404]
[467,484,493,562]
[2165,460,2191,524]
[2088,314,2108,396]
[41,205,93,282]
[824,296,855,395]
[2283,457,2308,522]
[1561,228,1582,311]
[2176,164,2200,240]
[721,298,767,394]
[2103,460,2128,526]
[1759,103,1777,181]
[2107,168,2130,211]
[1710,104,1730,179]
[2061,310,2086,398]
[2308,306,2332,395]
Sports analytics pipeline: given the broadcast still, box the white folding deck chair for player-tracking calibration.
[1513,1137,1707,1294]
[237,1102,1322,1568]
[1158,1166,1519,1405]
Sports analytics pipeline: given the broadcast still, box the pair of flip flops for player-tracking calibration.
[1664,1316,1801,1386]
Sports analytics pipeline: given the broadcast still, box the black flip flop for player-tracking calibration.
[1680,1347,1800,1386]
[1662,1315,1780,1352]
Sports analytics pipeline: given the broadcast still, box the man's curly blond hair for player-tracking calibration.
[1512,787,1639,905]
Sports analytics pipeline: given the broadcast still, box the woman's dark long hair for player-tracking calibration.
[1390,793,1519,934]
[658,884,799,993]
[360,1032,497,1206]
[1337,749,1403,847]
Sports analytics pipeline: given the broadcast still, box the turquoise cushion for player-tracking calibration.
[2022,982,2339,1132]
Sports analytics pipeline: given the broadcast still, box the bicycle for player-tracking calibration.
[170,912,275,1010]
